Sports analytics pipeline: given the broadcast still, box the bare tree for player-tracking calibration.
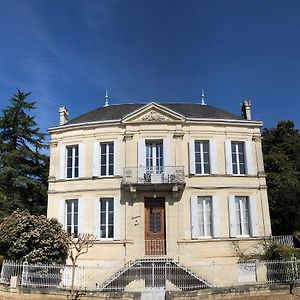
[67,233,95,300]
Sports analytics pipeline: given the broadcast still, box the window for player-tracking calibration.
[66,199,78,236]
[197,196,212,237]
[100,198,114,239]
[195,141,210,174]
[235,196,250,236]
[231,142,246,175]
[191,195,219,239]
[100,142,114,176]
[146,141,163,173]
[66,145,79,178]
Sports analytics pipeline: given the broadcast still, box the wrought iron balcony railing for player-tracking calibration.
[122,166,185,185]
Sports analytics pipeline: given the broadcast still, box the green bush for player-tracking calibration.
[263,242,300,260]
[0,210,68,264]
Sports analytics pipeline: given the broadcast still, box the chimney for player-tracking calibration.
[59,107,69,125]
[241,100,252,120]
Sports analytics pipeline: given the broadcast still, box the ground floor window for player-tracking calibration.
[197,196,212,237]
[100,198,114,239]
[66,199,78,236]
[235,196,250,236]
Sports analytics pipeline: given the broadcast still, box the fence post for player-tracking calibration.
[21,260,28,286]
[0,260,5,283]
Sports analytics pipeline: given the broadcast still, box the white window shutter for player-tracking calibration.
[249,196,259,237]
[113,196,121,240]
[79,144,84,177]
[163,137,171,167]
[225,140,233,175]
[245,141,255,176]
[93,199,100,239]
[228,195,237,237]
[189,138,195,175]
[138,138,146,167]
[78,199,85,235]
[93,142,100,177]
[190,196,199,239]
[58,200,65,228]
[209,140,217,174]
[114,139,120,176]
[212,196,220,238]
[60,145,66,179]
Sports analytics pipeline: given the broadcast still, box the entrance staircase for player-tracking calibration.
[98,258,212,292]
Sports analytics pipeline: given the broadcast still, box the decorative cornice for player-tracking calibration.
[141,110,166,122]
[123,133,134,141]
[252,135,262,142]
[50,141,58,148]
[173,131,184,139]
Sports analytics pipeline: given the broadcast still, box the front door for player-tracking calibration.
[145,199,166,255]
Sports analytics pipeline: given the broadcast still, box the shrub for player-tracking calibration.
[263,242,300,261]
[0,210,68,264]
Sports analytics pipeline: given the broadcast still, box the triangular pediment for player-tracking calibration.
[122,102,186,123]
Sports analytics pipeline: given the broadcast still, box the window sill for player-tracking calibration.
[194,236,213,240]
[193,174,213,176]
[65,177,80,180]
[92,175,121,179]
[178,236,262,243]
[93,240,133,245]
[55,176,122,182]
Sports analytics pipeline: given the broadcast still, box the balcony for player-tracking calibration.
[122,166,185,195]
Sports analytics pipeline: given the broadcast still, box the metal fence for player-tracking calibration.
[2,259,300,291]
[268,235,294,248]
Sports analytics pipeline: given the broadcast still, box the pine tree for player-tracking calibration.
[0,90,49,219]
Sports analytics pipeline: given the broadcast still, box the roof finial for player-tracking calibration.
[104,89,109,107]
[201,88,206,105]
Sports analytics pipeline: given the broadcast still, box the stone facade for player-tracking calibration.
[47,102,271,267]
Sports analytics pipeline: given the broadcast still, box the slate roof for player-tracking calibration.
[66,102,245,125]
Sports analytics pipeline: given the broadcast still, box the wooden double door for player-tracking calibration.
[145,198,166,255]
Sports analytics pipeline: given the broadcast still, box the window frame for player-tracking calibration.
[145,140,164,173]
[66,199,78,237]
[100,142,114,177]
[197,196,213,238]
[99,198,114,240]
[235,196,250,237]
[194,140,210,175]
[66,145,79,179]
[231,141,246,175]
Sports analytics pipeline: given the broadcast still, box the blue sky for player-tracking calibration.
[0,0,300,135]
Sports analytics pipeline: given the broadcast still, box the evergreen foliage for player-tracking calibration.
[0,210,68,264]
[0,90,49,220]
[263,242,300,260]
[262,120,300,235]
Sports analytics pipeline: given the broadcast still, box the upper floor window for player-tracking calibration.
[100,142,114,176]
[235,196,250,236]
[66,145,79,178]
[189,139,217,175]
[146,141,163,173]
[66,199,78,236]
[100,198,114,239]
[231,142,246,175]
[197,196,212,237]
[195,141,210,174]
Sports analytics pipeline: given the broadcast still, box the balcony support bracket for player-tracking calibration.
[130,185,137,200]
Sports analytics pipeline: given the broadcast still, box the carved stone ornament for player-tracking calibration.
[252,135,262,142]
[141,110,166,122]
